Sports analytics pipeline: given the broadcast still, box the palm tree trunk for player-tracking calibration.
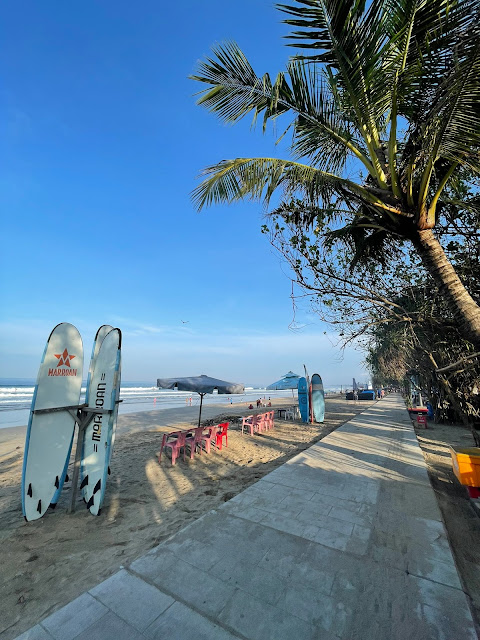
[412,229,480,348]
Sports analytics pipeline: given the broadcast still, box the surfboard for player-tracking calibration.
[81,328,121,515]
[79,325,114,501]
[298,377,309,423]
[311,373,325,423]
[22,323,83,521]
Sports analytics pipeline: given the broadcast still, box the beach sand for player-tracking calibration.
[0,396,371,639]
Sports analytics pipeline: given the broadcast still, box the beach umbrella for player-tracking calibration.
[156,374,245,427]
[266,371,302,391]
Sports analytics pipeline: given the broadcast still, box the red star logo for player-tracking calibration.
[54,348,76,368]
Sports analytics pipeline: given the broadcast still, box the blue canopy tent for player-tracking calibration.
[266,371,301,395]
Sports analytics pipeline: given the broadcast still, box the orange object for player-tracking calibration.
[449,447,480,488]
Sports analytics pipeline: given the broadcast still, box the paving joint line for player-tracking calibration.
[125,565,247,640]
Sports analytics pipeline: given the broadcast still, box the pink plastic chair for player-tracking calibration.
[269,411,275,429]
[241,416,254,436]
[216,422,229,450]
[158,431,186,465]
[201,425,218,453]
[185,426,204,459]
[253,414,265,434]
[265,411,274,430]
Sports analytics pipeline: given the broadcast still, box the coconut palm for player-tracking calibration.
[190,0,480,346]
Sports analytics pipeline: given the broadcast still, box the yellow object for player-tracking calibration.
[449,447,480,487]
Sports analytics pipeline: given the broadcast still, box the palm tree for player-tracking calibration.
[190,0,480,346]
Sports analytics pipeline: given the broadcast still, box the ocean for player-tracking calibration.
[0,379,297,429]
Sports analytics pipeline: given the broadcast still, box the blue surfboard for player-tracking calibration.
[298,377,309,423]
[311,373,325,423]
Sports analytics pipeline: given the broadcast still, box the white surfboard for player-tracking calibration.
[80,325,114,500]
[22,323,83,521]
[81,328,121,515]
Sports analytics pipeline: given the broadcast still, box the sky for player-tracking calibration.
[0,0,367,387]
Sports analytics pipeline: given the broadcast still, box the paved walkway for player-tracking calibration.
[17,395,477,640]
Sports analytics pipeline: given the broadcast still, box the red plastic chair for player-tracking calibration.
[216,422,229,450]
[201,425,218,453]
[185,426,204,459]
[158,431,186,465]
[241,416,254,436]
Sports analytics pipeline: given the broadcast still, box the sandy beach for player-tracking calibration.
[0,395,371,639]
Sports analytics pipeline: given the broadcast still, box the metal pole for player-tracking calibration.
[198,393,204,427]
[68,417,86,514]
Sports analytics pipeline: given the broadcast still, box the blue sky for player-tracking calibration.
[0,0,367,386]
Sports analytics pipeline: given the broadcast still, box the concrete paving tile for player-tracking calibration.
[259,511,309,537]
[209,555,286,606]
[218,588,316,640]
[162,537,219,571]
[279,582,351,637]
[129,547,178,580]
[259,533,331,579]
[408,557,462,590]
[226,503,269,523]
[406,574,472,617]
[327,504,373,527]
[414,603,478,640]
[295,508,355,535]
[73,611,145,640]
[144,601,238,640]
[378,482,443,521]
[312,526,351,552]
[40,593,108,640]
[16,626,54,640]
[374,511,447,542]
[89,570,174,632]
[279,494,329,514]
[352,524,371,542]
[288,560,335,596]
[151,556,236,618]
[249,496,303,519]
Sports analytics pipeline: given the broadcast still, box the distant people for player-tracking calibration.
[189,397,192,405]
[267,401,272,407]
[230,397,233,404]
[256,399,261,408]
[248,404,254,410]
[353,390,358,403]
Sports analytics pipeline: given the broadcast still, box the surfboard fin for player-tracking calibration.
[49,503,57,510]
[36,500,42,514]
[93,479,101,495]
[65,474,70,482]
[80,475,89,490]
[27,483,33,498]
[86,496,94,509]
[108,466,111,475]
[54,476,59,489]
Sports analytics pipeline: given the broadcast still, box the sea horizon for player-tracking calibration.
[0,377,352,430]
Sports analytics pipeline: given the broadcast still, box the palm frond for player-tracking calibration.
[191,42,375,174]
[277,0,389,140]
[383,0,480,119]
[191,157,354,210]
[421,16,480,171]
